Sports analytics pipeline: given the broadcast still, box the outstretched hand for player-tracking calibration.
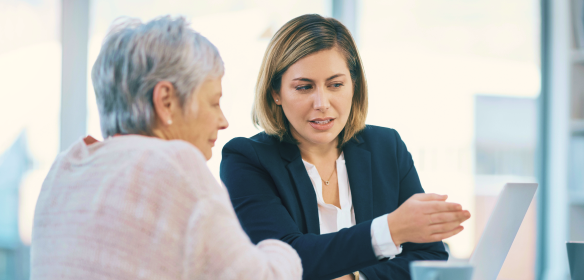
[386,193,471,246]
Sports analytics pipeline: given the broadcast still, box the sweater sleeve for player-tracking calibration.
[170,142,302,280]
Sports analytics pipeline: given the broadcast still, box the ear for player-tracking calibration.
[271,89,282,105]
[152,81,179,126]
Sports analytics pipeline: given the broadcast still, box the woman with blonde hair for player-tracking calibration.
[30,16,301,279]
[221,14,470,280]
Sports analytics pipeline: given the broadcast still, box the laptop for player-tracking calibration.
[468,183,538,280]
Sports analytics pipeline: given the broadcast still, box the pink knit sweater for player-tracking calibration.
[31,135,302,279]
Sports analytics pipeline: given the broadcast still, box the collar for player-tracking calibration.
[279,134,364,163]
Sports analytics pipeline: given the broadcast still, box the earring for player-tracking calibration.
[275,99,279,102]
[167,119,172,125]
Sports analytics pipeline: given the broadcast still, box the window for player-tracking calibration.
[360,0,539,278]
[0,0,61,278]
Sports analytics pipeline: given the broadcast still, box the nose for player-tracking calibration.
[218,109,229,130]
[313,86,330,112]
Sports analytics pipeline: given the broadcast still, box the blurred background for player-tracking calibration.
[0,0,580,279]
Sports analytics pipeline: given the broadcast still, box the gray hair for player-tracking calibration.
[91,16,224,138]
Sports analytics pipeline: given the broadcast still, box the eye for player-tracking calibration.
[295,85,312,91]
[331,83,344,88]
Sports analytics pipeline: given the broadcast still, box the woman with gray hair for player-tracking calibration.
[30,16,301,279]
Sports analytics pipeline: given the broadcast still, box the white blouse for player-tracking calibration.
[302,152,402,277]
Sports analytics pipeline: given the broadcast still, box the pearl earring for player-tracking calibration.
[275,99,279,102]
[167,119,172,125]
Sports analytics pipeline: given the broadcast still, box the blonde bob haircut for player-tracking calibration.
[252,14,368,147]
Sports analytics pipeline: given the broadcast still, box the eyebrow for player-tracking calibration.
[292,73,346,82]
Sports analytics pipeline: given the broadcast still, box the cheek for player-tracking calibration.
[185,106,210,135]
[282,102,299,118]
[335,90,354,114]
[198,107,223,137]
[197,108,215,131]
[344,96,354,114]
[281,93,306,119]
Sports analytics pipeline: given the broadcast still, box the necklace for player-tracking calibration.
[321,164,336,186]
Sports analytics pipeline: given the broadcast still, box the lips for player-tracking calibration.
[309,118,335,131]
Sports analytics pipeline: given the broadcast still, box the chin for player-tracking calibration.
[203,149,212,161]
[192,143,212,160]
[304,133,338,145]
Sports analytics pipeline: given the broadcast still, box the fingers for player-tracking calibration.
[424,201,462,214]
[429,210,471,224]
[414,193,448,202]
[429,226,464,242]
[429,220,466,234]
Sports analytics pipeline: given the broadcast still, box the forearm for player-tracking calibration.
[278,221,379,280]
[254,240,303,280]
[185,193,302,279]
[192,238,302,280]
[359,244,448,280]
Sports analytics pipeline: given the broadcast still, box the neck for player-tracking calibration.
[152,129,169,140]
[296,137,340,166]
[152,122,178,141]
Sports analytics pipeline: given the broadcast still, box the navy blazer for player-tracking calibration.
[220,125,447,280]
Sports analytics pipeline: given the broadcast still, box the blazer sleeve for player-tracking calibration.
[358,130,449,280]
[221,139,381,280]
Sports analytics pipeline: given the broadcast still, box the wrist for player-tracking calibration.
[386,212,403,246]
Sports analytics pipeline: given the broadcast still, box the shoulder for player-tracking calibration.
[223,132,279,160]
[116,136,220,196]
[127,135,204,160]
[221,132,287,179]
[357,125,401,146]
[104,135,209,175]
[164,139,209,169]
[357,125,414,171]
[352,125,411,165]
[224,132,278,149]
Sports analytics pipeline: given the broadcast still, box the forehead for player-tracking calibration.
[284,48,349,79]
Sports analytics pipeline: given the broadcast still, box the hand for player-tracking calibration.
[386,193,471,246]
[333,274,355,280]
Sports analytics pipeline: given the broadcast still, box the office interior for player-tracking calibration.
[0,0,581,279]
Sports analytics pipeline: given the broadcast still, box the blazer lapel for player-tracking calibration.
[343,135,374,223]
[280,142,321,234]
